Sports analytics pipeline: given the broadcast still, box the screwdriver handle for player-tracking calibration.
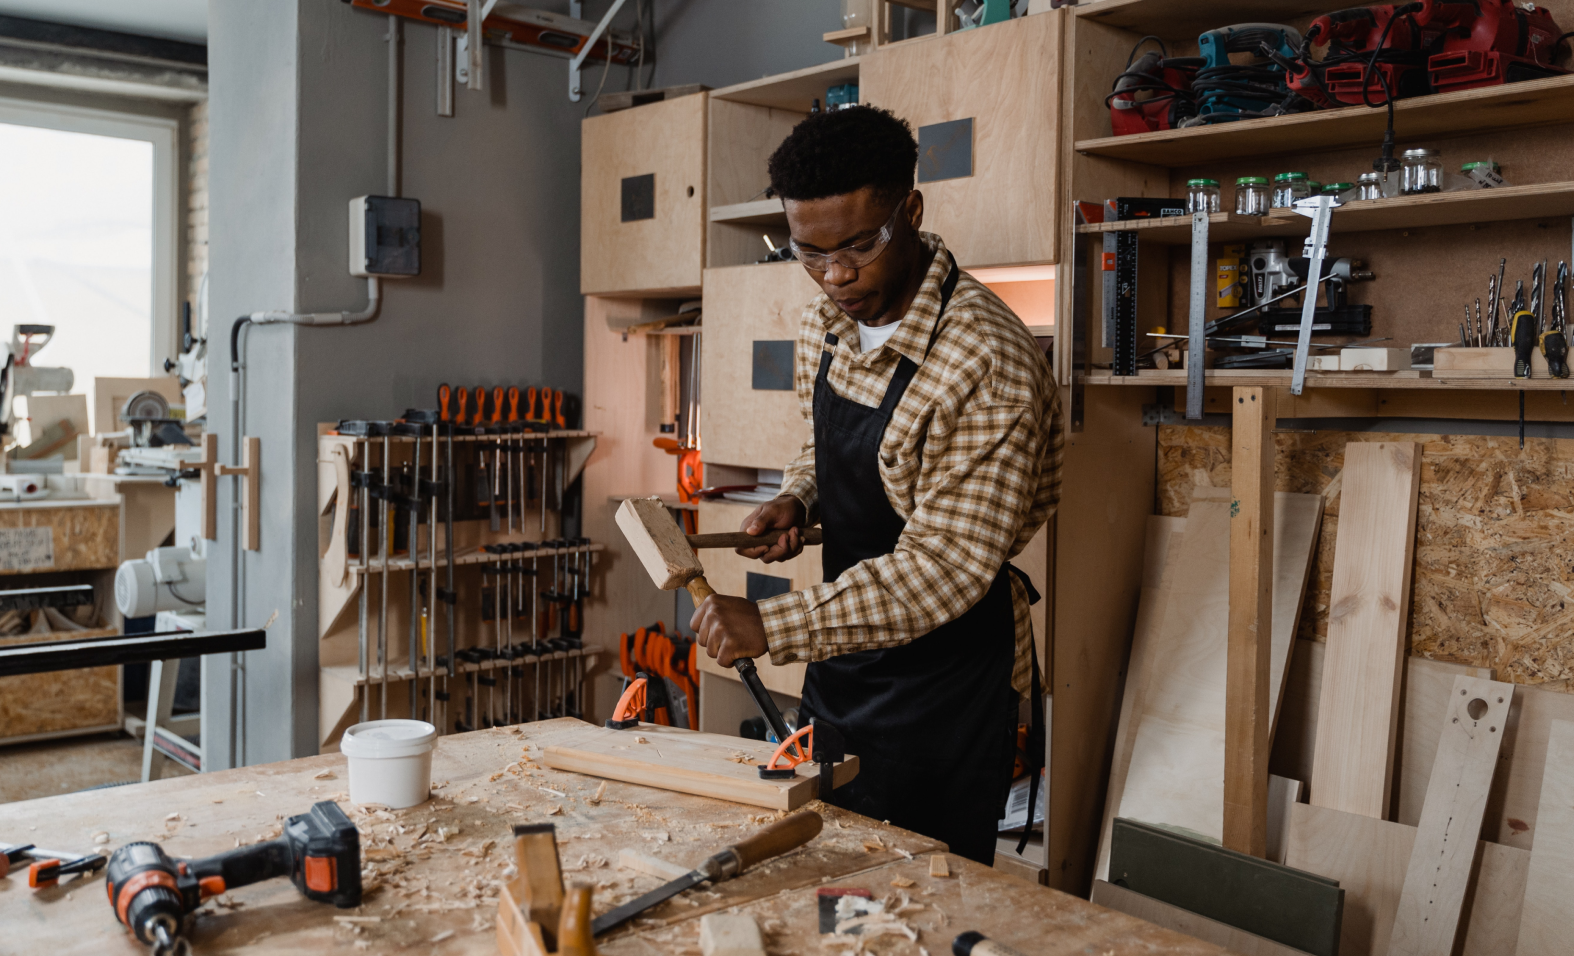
[553,390,566,428]
[455,386,469,425]
[491,386,504,425]
[527,386,538,423]
[438,384,452,423]
[507,386,520,423]
[472,386,488,427]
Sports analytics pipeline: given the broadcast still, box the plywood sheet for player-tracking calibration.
[0,623,120,740]
[1285,802,1530,956]
[1515,719,1574,956]
[581,93,707,295]
[861,13,1061,268]
[0,503,119,573]
[1310,442,1422,819]
[539,720,857,810]
[1091,880,1313,956]
[1113,489,1321,849]
[1389,676,1514,956]
[1156,427,1574,697]
[699,262,820,471]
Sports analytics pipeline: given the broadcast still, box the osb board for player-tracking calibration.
[0,502,118,573]
[608,854,1235,956]
[580,92,707,296]
[862,12,1063,268]
[694,499,815,697]
[0,719,940,955]
[0,625,120,740]
[1158,427,1574,694]
[699,262,820,472]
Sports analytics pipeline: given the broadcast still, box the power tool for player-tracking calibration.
[106,801,360,951]
[1183,24,1313,126]
[1543,260,1570,379]
[1244,240,1375,336]
[1106,37,1202,136]
[1284,4,1431,108]
[1420,0,1569,95]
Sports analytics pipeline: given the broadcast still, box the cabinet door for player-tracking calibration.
[861,12,1062,268]
[581,93,707,295]
[699,262,821,471]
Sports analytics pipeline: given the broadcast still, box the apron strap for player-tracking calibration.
[1007,562,1045,856]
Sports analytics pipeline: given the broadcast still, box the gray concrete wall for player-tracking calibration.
[205,0,865,765]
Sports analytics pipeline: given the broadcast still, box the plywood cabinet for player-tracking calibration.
[699,261,822,471]
[861,12,1063,268]
[581,92,707,295]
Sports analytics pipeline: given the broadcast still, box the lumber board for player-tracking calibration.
[1094,514,1185,882]
[1310,441,1422,819]
[1389,676,1515,956]
[1109,817,1344,956]
[1514,719,1574,956]
[1114,488,1321,853]
[1226,386,1277,857]
[539,720,858,810]
[1285,802,1530,956]
[1091,880,1314,956]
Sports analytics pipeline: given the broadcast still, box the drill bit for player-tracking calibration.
[1476,298,1483,346]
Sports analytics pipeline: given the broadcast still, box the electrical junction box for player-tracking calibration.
[349,195,421,277]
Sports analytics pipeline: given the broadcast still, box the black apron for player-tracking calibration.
[797,255,1021,864]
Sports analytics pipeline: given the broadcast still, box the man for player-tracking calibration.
[689,106,1062,863]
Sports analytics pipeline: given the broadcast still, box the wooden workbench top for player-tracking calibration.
[0,720,1229,955]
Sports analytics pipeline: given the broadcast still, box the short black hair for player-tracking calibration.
[767,105,917,205]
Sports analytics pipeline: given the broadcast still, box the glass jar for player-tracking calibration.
[1323,182,1355,201]
[1186,178,1221,214]
[1401,148,1443,195]
[1357,172,1383,201]
[1235,177,1270,215]
[1272,172,1312,208]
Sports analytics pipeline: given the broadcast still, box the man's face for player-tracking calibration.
[784,185,924,326]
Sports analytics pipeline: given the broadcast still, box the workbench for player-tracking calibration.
[0,719,1230,955]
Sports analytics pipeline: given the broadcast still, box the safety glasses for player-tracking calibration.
[789,198,909,273]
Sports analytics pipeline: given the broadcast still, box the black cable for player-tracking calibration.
[229,316,251,373]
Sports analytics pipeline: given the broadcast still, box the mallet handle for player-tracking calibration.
[686,529,823,550]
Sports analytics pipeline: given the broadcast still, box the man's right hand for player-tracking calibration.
[737,495,808,564]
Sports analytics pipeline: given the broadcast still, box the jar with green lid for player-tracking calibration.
[1272,172,1311,208]
[1235,176,1270,216]
[1323,182,1355,201]
[1186,178,1221,214]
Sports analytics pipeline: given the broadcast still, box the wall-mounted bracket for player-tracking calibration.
[198,433,261,551]
[568,0,629,101]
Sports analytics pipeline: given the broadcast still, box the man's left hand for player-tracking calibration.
[691,595,769,667]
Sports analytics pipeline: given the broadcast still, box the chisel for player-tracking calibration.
[490,385,505,532]
[590,810,823,937]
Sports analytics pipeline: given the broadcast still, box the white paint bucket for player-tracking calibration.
[340,719,437,809]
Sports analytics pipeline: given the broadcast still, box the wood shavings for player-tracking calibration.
[364,847,401,861]
[91,832,109,845]
[641,830,670,842]
[164,813,181,822]
[539,786,566,798]
[861,835,884,852]
[728,750,756,765]
[928,855,949,877]
[313,769,336,779]
[889,877,915,888]
[836,915,918,941]
[430,930,455,942]
[488,772,504,782]
[588,781,606,804]
[333,915,382,924]
[548,805,563,816]
[893,848,913,860]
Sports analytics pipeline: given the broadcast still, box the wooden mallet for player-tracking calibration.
[614,496,794,742]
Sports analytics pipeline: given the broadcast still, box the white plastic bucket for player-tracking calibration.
[340,719,437,809]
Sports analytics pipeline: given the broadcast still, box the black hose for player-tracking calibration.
[229,316,251,373]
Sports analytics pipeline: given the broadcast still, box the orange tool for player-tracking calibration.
[455,385,469,427]
[552,389,566,429]
[507,386,520,423]
[438,383,453,422]
[472,385,488,428]
[606,676,647,729]
[491,386,504,426]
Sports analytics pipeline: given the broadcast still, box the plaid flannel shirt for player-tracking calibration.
[757,233,1063,695]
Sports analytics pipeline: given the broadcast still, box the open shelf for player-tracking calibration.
[1074,0,1325,37]
[1079,180,1574,244]
[709,198,786,225]
[349,542,604,576]
[1075,74,1574,167]
[323,643,604,688]
[1081,369,1574,390]
[710,57,861,112]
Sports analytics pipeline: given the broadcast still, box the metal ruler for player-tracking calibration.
[1113,228,1139,376]
[1186,210,1210,419]
[1291,196,1337,395]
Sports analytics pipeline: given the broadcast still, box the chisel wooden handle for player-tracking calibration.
[726,810,823,873]
[686,528,823,550]
[683,574,715,604]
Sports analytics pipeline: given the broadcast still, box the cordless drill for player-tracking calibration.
[106,801,360,950]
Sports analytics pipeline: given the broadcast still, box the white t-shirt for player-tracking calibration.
[857,319,902,354]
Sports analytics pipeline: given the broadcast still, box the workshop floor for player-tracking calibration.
[0,732,194,804]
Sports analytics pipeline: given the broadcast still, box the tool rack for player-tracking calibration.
[1053,0,1574,893]
[316,425,601,749]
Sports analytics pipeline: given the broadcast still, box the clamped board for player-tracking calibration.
[757,718,849,801]
[105,801,360,952]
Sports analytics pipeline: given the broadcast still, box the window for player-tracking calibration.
[0,97,178,434]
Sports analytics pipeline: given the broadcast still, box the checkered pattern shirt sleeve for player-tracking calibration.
[762,234,1063,695]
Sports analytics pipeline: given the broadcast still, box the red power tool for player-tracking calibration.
[1287,4,1432,107]
[1419,0,1569,94]
[105,801,360,952]
[1106,38,1203,136]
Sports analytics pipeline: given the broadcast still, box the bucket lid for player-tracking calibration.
[341,719,437,759]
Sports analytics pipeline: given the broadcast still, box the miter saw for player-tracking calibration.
[0,325,74,451]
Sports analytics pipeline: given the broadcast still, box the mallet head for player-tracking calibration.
[615,496,702,591]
